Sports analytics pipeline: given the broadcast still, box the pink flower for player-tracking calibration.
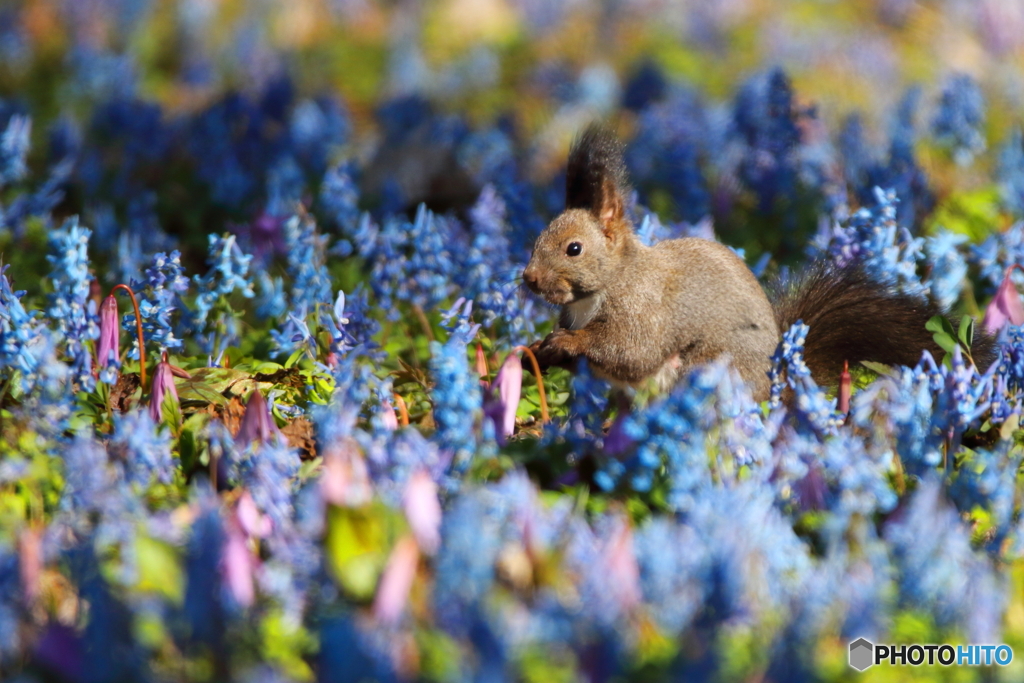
[97,295,119,378]
[380,400,399,431]
[222,524,256,608]
[475,344,488,379]
[838,360,852,415]
[321,442,372,507]
[984,266,1024,334]
[402,471,442,554]
[235,389,286,447]
[603,520,641,613]
[222,493,270,608]
[149,357,180,423]
[237,491,272,538]
[19,528,41,605]
[483,352,522,445]
[373,536,420,626]
[795,461,828,512]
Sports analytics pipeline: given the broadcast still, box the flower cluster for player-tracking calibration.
[46,216,99,389]
[191,234,256,354]
[124,251,190,358]
[3,4,1024,681]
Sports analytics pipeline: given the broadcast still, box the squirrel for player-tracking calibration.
[523,124,995,401]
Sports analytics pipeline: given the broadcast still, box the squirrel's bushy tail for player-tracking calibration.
[767,261,997,384]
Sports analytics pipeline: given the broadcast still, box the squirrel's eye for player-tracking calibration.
[566,242,583,257]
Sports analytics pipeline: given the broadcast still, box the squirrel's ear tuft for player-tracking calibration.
[566,124,631,236]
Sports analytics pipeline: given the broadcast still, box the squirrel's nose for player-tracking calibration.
[522,267,539,292]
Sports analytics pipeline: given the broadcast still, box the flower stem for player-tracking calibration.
[411,304,435,343]
[393,393,410,427]
[514,345,549,423]
[111,284,146,390]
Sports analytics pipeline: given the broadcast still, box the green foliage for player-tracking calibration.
[926,315,977,367]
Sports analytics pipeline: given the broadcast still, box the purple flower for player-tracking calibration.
[372,535,419,626]
[984,266,1024,334]
[403,470,442,555]
[235,389,285,448]
[839,360,852,414]
[223,520,257,608]
[97,295,120,385]
[149,357,179,423]
[483,352,522,445]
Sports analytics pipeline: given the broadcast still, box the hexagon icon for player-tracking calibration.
[849,638,874,671]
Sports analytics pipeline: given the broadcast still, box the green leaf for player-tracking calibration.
[179,429,197,473]
[958,315,974,349]
[858,360,895,377]
[135,535,183,603]
[324,503,405,600]
[176,381,228,408]
[261,610,316,682]
[931,331,958,355]
[161,389,183,434]
[285,347,306,369]
[925,315,956,337]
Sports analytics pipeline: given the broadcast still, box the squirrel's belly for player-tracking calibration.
[650,355,685,392]
[592,354,684,393]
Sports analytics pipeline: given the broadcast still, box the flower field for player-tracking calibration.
[6,1,1024,681]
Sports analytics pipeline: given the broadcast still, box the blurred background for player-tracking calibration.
[2,0,1024,283]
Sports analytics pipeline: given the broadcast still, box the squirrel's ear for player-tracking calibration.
[566,124,631,238]
[597,176,625,228]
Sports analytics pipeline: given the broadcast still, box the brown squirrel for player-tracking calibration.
[524,125,995,401]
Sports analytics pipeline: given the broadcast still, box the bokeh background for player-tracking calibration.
[3,0,1024,275]
[5,2,1024,683]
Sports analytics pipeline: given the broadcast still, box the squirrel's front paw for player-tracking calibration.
[532,329,581,371]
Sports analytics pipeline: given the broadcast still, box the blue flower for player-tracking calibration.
[733,69,805,217]
[238,438,301,532]
[931,74,986,166]
[111,410,174,487]
[558,359,610,460]
[925,230,968,310]
[457,185,539,345]
[255,272,287,322]
[0,545,22,658]
[884,477,1005,642]
[273,214,333,355]
[320,162,361,237]
[0,264,45,386]
[290,97,350,174]
[627,87,710,224]
[123,250,190,358]
[633,518,705,633]
[46,216,99,390]
[60,432,115,514]
[853,365,939,479]
[950,443,1021,555]
[0,113,29,188]
[191,233,256,354]
[599,360,762,507]
[433,488,503,631]
[860,88,934,228]
[822,187,927,298]
[997,130,1024,216]
[971,221,1024,294]
[429,308,482,477]
[184,497,227,647]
